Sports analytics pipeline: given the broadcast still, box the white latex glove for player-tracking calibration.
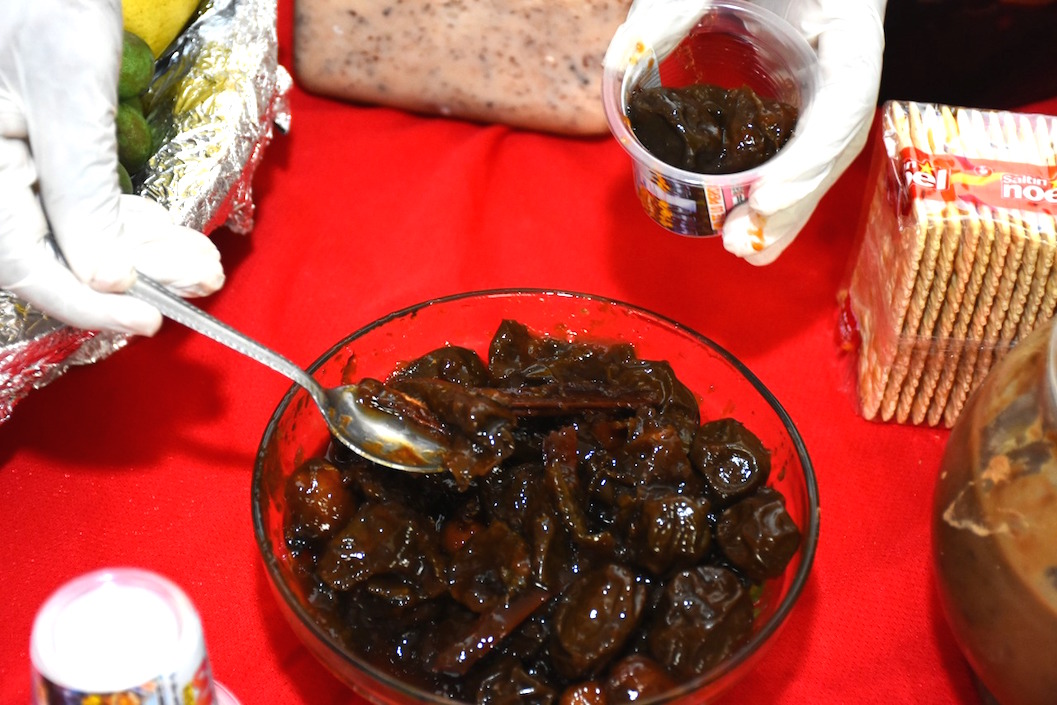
[0,0,224,336]
[607,0,887,265]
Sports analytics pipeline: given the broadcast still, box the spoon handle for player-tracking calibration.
[128,273,325,400]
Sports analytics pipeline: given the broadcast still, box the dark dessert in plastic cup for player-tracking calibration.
[602,0,817,238]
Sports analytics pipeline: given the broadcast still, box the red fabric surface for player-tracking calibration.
[3,3,1055,702]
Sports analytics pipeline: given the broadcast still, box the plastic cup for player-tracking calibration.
[30,568,240,705]
[602,0,818,237]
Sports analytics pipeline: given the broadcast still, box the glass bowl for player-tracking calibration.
[252,289,819,704]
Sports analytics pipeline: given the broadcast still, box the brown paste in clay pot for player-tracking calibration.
[932,321,1057,705]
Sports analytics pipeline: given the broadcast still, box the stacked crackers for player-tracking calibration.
[848,101,1057,427]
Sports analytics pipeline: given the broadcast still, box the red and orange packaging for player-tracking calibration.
[843,100,1057,427]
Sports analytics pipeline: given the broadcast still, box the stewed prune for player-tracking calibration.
[282,319,801,703]
[284,458,356,547]
[560,681,606,705]
[550,564,648,680]
[395,344,492,387]
[647,565,754,679]
[715,487,801,582]
[476,657,557,704]
[317,502,446,599]
[622,486,712,575]
[448,520,533,613]
[627,83,798,174]
[690,418,771,507]
[604,655,676,704]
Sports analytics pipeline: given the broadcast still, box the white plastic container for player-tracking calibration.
[30,568,240,705]
[602,0,818,237]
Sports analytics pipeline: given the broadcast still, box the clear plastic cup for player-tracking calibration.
[602,0,818,237]
[30,568,241,705]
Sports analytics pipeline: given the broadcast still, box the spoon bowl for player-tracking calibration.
[322,384,447,472]
[128,273,446,473]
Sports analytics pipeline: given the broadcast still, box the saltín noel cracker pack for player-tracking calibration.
[846,101,1057,427]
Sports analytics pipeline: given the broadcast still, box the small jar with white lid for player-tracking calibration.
[30,567,241,705]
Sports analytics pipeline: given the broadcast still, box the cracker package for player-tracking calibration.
[845,101,1057,427]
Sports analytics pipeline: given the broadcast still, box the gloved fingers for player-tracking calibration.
[721,115,872,264]
[1,141,217,333]
[0,104,28,141]
[719,0,882,263]
[0,139,159,335]
[17,0,129,291]
[746,6,882,217]
[721,190,823,266]
[605,0,710,70]
[0,1,217,333]
[120,195,225,298]
[1,236,162,336]
[0,137,46,255]
[746,112,874,218]
[792,0,889,36]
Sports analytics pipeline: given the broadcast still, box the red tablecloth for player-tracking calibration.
[4,4,1054,703]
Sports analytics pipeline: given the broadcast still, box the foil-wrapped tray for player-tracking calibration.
[0,0,291,423]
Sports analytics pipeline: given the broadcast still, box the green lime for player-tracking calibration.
[117,162,134,194]
[118,31,154,99]
[115,101,153,174]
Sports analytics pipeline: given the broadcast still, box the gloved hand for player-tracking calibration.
[606,0,887,265]
[0,0,224,336]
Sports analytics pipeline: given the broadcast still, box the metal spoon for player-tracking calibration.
[128,272,446,473]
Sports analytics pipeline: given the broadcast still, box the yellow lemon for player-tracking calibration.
[122,0,201,58]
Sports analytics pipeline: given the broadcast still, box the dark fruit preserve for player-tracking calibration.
[283,319,802,704]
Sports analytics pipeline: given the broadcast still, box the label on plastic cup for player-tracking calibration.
[30,568,240,705]
[631,160,754,237]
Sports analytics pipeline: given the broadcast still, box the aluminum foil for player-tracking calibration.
[0,0,291,423]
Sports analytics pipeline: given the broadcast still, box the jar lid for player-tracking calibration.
[29,567,238,704]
